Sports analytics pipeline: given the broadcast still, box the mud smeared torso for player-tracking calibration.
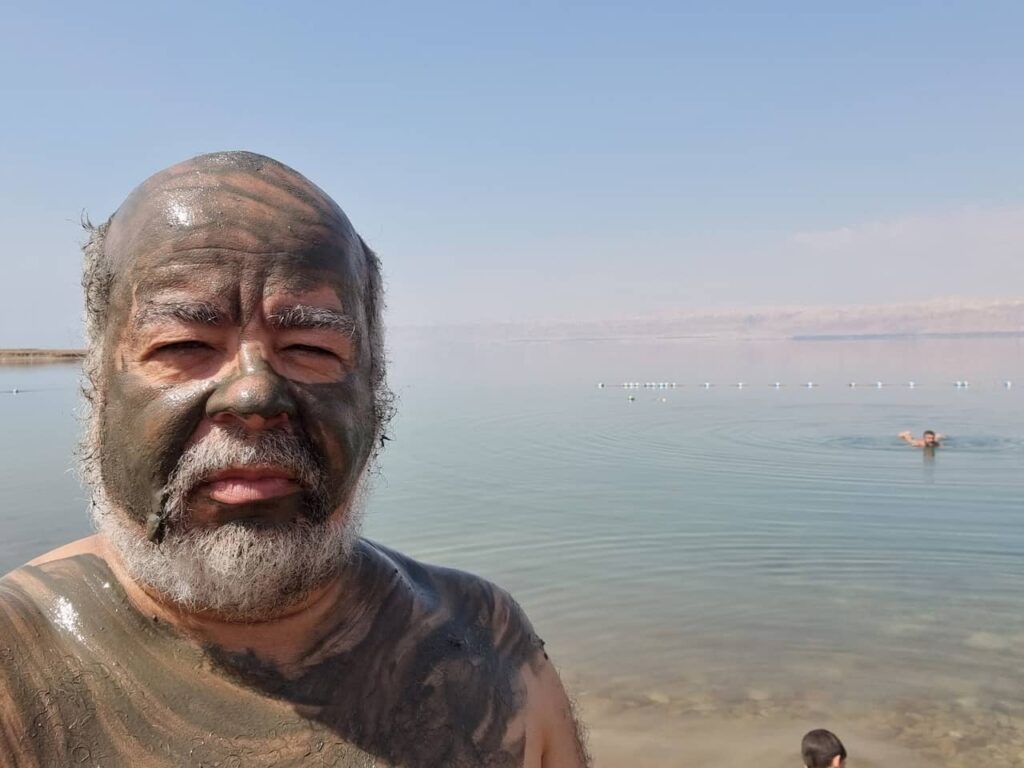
[0,540,544,767]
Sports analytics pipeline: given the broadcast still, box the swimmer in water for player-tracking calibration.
[899,429,943,448]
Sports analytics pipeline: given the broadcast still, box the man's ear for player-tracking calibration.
[830,756,843,768]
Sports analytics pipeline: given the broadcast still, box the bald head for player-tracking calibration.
[104,151,362,275]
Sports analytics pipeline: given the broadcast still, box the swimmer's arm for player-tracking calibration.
[898,431,922,446]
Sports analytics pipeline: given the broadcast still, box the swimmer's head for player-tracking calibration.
[923,430,938,446]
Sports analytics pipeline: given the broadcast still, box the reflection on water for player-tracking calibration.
[825,434,1022,451]
[2,336,1023,766]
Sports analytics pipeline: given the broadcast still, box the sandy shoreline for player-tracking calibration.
[580,696,931,768]
[565,670,1024,768]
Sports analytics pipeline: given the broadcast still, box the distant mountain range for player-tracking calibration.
[7,299,1019,351]
[395,297,1024,342]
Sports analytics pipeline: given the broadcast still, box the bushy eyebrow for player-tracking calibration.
[267,305,358,337]
[133,301,231,330]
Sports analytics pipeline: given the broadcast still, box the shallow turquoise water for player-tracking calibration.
[1,336,1022,744]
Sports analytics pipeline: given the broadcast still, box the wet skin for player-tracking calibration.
[0,542,551,767]
[0,153,588,766]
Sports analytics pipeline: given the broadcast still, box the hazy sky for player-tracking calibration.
[1,1,1022,346]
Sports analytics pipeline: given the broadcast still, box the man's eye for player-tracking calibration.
[157,341,212,352]
[284,344,336,357]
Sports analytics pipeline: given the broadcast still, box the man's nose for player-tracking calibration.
[205,346,296,431]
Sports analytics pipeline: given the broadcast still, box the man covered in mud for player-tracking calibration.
[0,152,589,767]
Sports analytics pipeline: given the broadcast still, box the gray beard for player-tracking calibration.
[85,423,367,622]
[92,501,363,621]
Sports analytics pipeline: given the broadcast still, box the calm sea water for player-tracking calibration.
[2,335,1022,763]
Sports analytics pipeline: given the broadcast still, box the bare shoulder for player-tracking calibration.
[363,539,546,664]
[0,553,106,765]
[361,540,590,767]
[26,535,104,567]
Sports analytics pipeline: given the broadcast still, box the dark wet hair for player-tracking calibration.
[923,430,936,438]
[801,729,846,768]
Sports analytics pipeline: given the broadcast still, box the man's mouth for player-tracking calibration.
[200,466,300,504]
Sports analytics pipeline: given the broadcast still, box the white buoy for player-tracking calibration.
[772,382,783,389]
[848,382,857,388]
[597,382,605,389]
[702,382,712,389]
[1005,380,1013,389]
[805,381,816,389]
[875,381,884,389]
[736,382,745,389]
[907,381,916,389]
[11,388,18,394]
[670,382,678,388]
[628,395,636,402]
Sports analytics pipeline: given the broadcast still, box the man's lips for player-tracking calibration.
[200,466,300,504]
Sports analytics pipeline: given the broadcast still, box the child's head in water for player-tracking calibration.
[801,729,847,768]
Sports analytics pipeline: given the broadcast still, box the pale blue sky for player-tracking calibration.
[1,1,1022,345]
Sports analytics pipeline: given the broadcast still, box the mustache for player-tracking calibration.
[162,427,328,522]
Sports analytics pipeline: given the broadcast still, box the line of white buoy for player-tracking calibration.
[602,382,679,389]
[602,379,1014,391]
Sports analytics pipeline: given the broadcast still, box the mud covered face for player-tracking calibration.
[95,156,377,537]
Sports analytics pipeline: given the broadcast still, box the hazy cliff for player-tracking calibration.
[393,297,1024,342]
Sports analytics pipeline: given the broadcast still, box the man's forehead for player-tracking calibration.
[102,153,369,315]
[123,257,358,321]
[104,152,362,276]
